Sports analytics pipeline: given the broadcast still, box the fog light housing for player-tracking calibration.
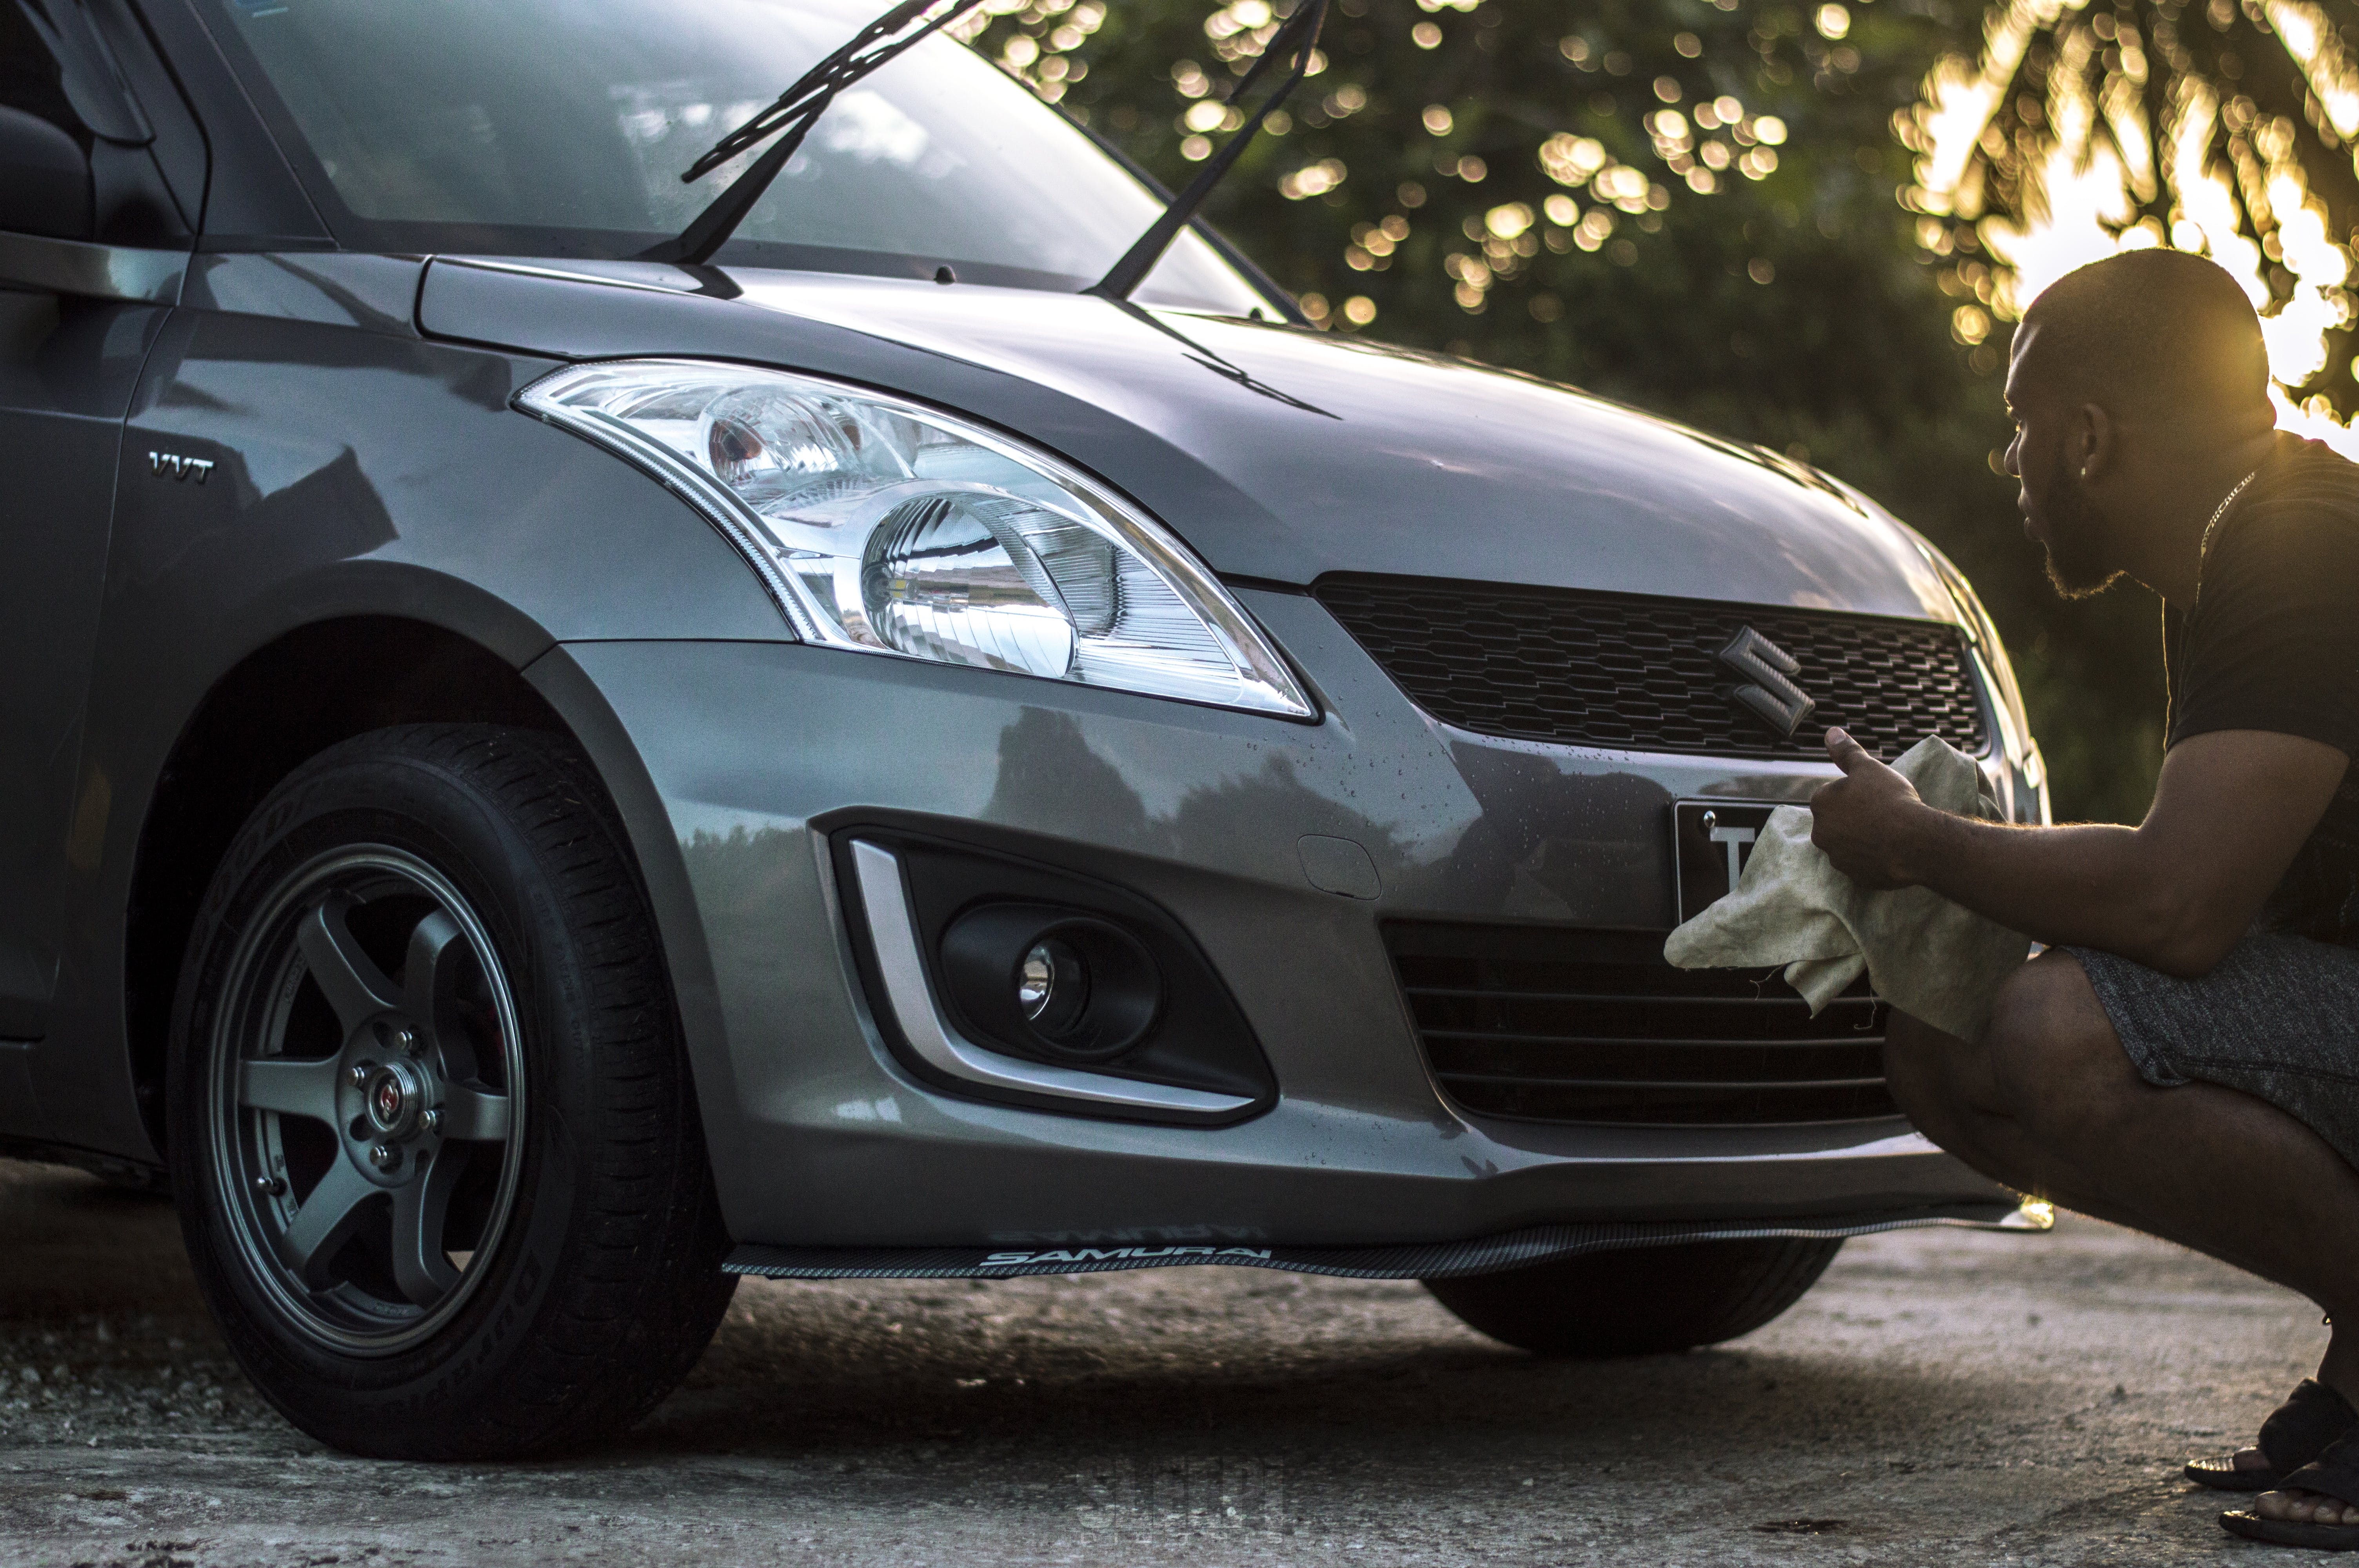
[832,827,1277,1123]
[941,904,1160,1063]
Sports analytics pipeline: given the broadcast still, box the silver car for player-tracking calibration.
[0,0,2044,1457]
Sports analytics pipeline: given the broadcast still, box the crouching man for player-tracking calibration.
[1808,247,2359,1551]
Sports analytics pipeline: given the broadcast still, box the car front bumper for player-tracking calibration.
[540,588,2021,1249]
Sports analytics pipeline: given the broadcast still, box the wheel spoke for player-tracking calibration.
[388,1147,465,1306]
[237,1056,343,1123]
[274,1156,379,1286]
[402,910,471,1066]
[298,896,400,1034]
[436,1083,512,1143]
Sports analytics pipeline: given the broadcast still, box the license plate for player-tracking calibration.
[1671,800,1785,924]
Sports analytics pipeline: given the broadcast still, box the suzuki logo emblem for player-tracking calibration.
[1717,626,1817,740]
[147,450,214,484]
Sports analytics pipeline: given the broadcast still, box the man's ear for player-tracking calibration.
[2074,401,2117,482]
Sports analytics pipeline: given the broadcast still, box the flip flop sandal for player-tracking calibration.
[2188,1379,2359,1492]
[2223,1428,2359,1550]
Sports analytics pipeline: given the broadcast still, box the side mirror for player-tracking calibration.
[0,106,93,241]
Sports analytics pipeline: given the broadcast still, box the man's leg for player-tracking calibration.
[1885,949,2359,1523]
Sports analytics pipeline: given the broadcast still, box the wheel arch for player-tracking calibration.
[124,615,589,1155]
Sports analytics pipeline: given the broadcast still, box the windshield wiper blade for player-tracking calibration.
[1087,0,1329,303]
[639,0,985,267]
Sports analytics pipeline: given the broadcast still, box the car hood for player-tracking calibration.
[419,258,1957,621]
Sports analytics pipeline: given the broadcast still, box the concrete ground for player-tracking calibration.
[0,1158,2322,1566]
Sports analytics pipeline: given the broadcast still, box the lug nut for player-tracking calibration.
[393,1026,419,1056]
[348,1063,373,1088]
[419,1109,441,1136]
[369,1142,400,1172]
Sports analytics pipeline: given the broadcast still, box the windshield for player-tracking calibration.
[196,0,1266,312]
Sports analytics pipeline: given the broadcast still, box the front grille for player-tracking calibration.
[1387,922,1897,1127]
[1314,574,1987,760]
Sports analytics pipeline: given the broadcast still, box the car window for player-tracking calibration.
[193,0,1267,312]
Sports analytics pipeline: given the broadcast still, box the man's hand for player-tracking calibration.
[1808,727,1933,890]
[1796,727,2341,973]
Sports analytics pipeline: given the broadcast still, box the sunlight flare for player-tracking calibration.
[1906,0,2359,454]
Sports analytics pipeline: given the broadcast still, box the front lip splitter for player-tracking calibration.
[724,1200,2048,1281]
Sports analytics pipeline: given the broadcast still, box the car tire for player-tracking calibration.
[1420,1236,1842,1356]
[166,723,735,1460]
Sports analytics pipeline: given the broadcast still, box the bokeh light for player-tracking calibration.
[1905,0,2359,452]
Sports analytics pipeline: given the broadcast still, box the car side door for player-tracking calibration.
[0,0,195,1119]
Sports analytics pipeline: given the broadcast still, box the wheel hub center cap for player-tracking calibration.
[363,1058,429,1140]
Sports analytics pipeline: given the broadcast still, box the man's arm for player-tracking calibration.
[1807,726,2347,977]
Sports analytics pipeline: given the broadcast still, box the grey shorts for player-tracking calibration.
[2070,933,2359,1172]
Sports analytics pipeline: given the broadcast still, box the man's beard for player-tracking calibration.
[2037,450,2124,599]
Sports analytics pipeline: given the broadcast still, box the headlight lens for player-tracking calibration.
[518,360,1314,719]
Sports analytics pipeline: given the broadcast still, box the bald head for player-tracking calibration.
[2015,249,2272,428]
[2001,248,2289,603]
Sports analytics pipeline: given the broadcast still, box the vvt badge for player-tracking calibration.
[1717,626,1816,740]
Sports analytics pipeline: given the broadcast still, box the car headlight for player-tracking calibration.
[517,359,1315,719]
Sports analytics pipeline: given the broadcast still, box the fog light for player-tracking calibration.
[1018,946,1054,1017]
[1017,938,1090,1036]
[838,831,1279,1121]
[940,904,1158,1062]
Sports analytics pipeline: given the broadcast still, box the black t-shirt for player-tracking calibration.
[2165,432,2359,946]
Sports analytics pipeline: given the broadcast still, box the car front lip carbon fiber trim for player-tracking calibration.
[722,1200,2046,1281]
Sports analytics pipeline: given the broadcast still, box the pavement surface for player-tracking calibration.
[0,1157,2326,1566]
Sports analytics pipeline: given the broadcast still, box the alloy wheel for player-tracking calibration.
[205,848,526,1355]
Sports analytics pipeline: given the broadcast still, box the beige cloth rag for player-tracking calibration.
[1663,735,2030,1042]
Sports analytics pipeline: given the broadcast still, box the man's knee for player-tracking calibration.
[1977,950,2143,1145]
[1881,1010,1988,1143]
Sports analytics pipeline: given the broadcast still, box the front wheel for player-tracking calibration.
[168,724,734,1459]
[1421,1236,1842,1356]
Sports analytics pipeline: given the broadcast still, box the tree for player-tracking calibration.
[1903,0,2359,435]
[962,0,1967,422]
